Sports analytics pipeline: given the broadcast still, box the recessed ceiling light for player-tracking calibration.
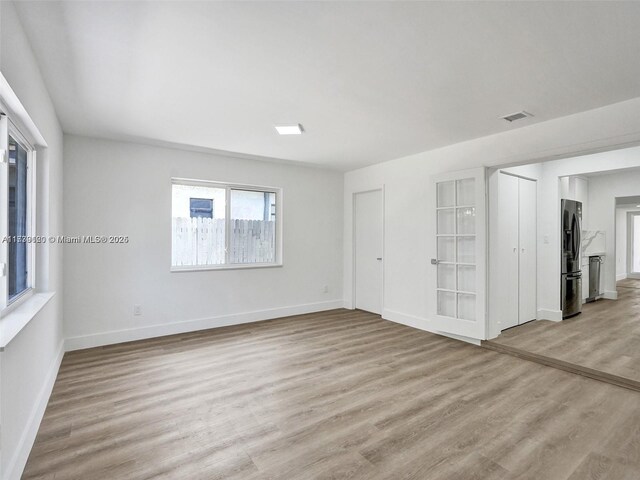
[275,124,304,135]
[636,204,640,207]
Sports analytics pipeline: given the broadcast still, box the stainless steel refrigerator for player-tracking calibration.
[561,199,582,318]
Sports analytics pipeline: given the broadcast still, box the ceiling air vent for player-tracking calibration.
[502,111,533,123]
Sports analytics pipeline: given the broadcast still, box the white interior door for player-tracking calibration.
[498,173,519,330]
[518,177,537,324]
[431,168,486,340]
[354,189,383,314]
[628,212,640,279]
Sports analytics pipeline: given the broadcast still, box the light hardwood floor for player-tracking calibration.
[486,279,640,387]
[23,309,640,479]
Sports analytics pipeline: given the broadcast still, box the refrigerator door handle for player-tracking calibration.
[572,213,580,264]
[576,218,581,260]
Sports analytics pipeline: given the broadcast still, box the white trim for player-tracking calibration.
[498,170,538,183]
[438,331,482,346]
[382,308,481,345]
[171,177,281,193]
[65,300,343,351]
[0,73,47,148]
[383,308,430,331]
[170,178,283,269]
[488,170,540,336]
[225,185,231,264]
[536,308,563,322]
[0,292,55,351]
[171,263,283,272]
[603,290,618,300]
[430,167,487,340]
[3,339,64,480]
[617,273,628,281]
[1,109,39,313]
[627,211,640,277]
[0,115,7,310]
[1,288,34,318]
[351,186,385,314]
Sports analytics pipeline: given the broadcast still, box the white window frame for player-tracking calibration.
[171,178,283,272]
[0,113,37,313]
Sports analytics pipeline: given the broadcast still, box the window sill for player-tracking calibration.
[0,292,55,351]
[5,287,35,315]
[171,263,283,273]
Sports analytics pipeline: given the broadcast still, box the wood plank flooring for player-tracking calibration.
[486,279,640,386]
[23,309,640,479]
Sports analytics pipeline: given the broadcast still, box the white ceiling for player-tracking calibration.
[13,1,640,170]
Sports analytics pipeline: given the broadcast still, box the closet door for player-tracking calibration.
[518,178,537,324]
[498,173,519,329]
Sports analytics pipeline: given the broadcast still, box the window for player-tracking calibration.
[0,114,36,308]
[171,179,281,269]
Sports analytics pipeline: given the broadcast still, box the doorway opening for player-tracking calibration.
[486,158,640,391]
[627,210,640,279]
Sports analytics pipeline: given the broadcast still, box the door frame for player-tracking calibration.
[627,211,640,279]
[431,167,487,340]
[517,175,538,325]
[492,171,539,331]
[352,186,385,313]
[487,169,542,339]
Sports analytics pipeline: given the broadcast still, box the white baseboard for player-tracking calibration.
[382,308,429,331]
[616,273,628,281]
[537,309,563,322]
[65,300,344,351]
[438,331,482,346]
[4,340,65,480]
[382,308,481,346]
[603,290,618,300]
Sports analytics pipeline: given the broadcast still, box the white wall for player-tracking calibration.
[344,97,640,340]
[559,176,589,230]
[0,2,65,479]
[63,135,343,349]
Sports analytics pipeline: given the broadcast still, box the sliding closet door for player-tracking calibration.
[518,178,537,324]
[498,173,519,329]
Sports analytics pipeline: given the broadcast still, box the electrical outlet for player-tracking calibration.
[133,305,142,316]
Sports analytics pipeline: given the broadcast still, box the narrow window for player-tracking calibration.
[7,135,29,299]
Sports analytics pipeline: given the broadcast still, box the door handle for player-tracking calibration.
[431,258,439,265]
[376,257,382,261]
